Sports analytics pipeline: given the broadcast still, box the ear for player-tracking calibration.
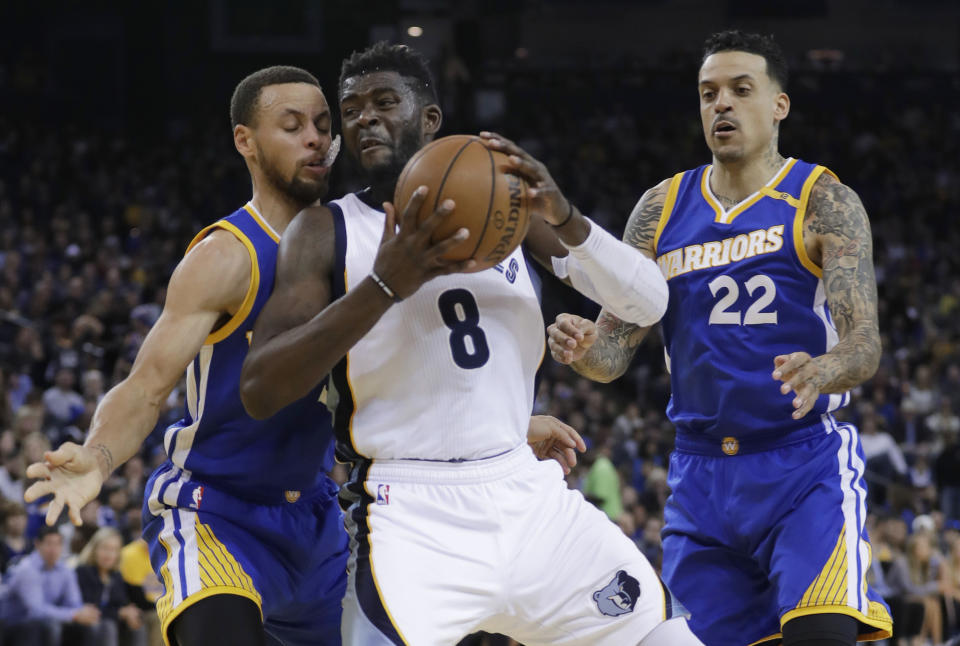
[773,91,790,124]
[421,103,442,136]
[234,124,256,160]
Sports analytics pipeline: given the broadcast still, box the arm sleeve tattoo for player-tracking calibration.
[805,174,881,392]
[571,180,668,382]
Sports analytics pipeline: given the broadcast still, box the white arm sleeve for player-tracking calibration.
[550,218,668,326]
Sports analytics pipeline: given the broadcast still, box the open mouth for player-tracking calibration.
[714,122,737,134]
[360,137,387,151]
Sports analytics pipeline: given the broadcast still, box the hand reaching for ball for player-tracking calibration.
[479,131,571,227]
[372,185,477,300]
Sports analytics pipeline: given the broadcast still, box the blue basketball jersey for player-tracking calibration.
[158,204,334,500]
[653,159,850,442]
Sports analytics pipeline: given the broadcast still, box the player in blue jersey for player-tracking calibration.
[547,31,893,646]
[24,66,348,646]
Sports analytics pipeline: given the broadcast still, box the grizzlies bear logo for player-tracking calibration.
[593,570,640,617]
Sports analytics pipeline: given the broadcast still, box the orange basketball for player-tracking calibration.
[393,135,531,272]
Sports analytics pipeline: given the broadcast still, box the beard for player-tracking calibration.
[258,145,329,208]
[355,124,424,193]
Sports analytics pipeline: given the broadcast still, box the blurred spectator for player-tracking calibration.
[76,527,146,646]
[42,367,84,431]
[0,525,100,646]
[886,532,943,646]
[937,430,960,523]
[0,500,29,573]
[583,442,622,520]
[119,505,162,646]
[0,450,25,501]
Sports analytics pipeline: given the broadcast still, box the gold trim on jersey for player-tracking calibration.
[780,603,892,641]
[746,633,781,646]
[786,523,892,641]
[185,221,260,345]
[652,172,685,255]
[793,165,840,279]
[243,203,281,243]
[701,158,798,224]
[759,186,801,208]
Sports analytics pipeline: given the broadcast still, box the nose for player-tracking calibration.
[714,87,733,113]
[357,106,379,128]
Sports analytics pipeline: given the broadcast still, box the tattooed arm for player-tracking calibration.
[772,173,880,418]
[547,179,670,382]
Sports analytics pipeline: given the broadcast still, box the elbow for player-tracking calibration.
[239,368,277,420]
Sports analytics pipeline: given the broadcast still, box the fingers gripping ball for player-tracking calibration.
[394,135,531,272]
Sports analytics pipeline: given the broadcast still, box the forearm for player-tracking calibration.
[554,216,668,326]
[85,380,165,479]
[242,279,393,419]
[570,312,649,383]
[812,322,880,393]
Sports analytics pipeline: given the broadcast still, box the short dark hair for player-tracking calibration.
[702,30,788,91]
[339,41,438,105]
[230,66,321,129]
[35,525,62,543]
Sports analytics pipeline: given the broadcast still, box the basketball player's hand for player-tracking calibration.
[528,415,587,474]
[772,352,824,419]
[547,314,598,364]
[375,186,476,299]
[24,442,104,526]
[478,132,569,226]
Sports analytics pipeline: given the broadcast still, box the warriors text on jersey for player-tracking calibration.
[327,192,545,461]
[653,159,850,442]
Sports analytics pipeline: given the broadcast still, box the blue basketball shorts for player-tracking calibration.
[142,463,348,646]
[661,418,893,646]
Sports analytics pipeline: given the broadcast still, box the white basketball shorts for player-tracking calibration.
[340,443,688,645]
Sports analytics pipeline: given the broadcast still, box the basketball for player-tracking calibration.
[393,134,531,272]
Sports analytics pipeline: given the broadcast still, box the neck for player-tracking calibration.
[364,180,396,209]
[248,185,309,237]
[710,138,785,205]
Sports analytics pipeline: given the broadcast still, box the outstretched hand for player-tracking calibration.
[528,415,587,474]
[24,442,105,526]
[373,185,476,299]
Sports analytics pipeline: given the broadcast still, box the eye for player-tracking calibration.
[284,124,300,133]
[702,90,716,100]
[736,86,751,95]
[342,107,359,118]
[377,98,397,108]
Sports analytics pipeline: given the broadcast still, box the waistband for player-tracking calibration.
[146,462,339,513]
[365,442,533,485]
[673,416,832,457]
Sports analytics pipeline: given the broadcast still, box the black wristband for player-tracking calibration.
[370,271,402,302]
[551,199,575,228]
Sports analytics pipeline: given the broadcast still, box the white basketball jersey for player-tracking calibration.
[327,192,545,461]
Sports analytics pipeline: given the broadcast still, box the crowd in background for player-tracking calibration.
[0,55,959,645]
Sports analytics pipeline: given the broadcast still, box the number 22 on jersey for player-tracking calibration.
[708,274,778,326]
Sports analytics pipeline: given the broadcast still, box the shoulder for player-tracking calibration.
[805,172,869,233]
[275,205,338,281]
[167,227,252,313]
[284,204,336,240]
[181,227,252,281]
[622,177,674,254]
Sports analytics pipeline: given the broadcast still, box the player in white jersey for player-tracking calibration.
[240,42,701,646]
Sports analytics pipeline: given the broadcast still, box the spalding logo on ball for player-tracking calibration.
[393,135,531,272]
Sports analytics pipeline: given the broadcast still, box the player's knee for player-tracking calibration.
[169,595,265,646]
[781,613,858,646]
